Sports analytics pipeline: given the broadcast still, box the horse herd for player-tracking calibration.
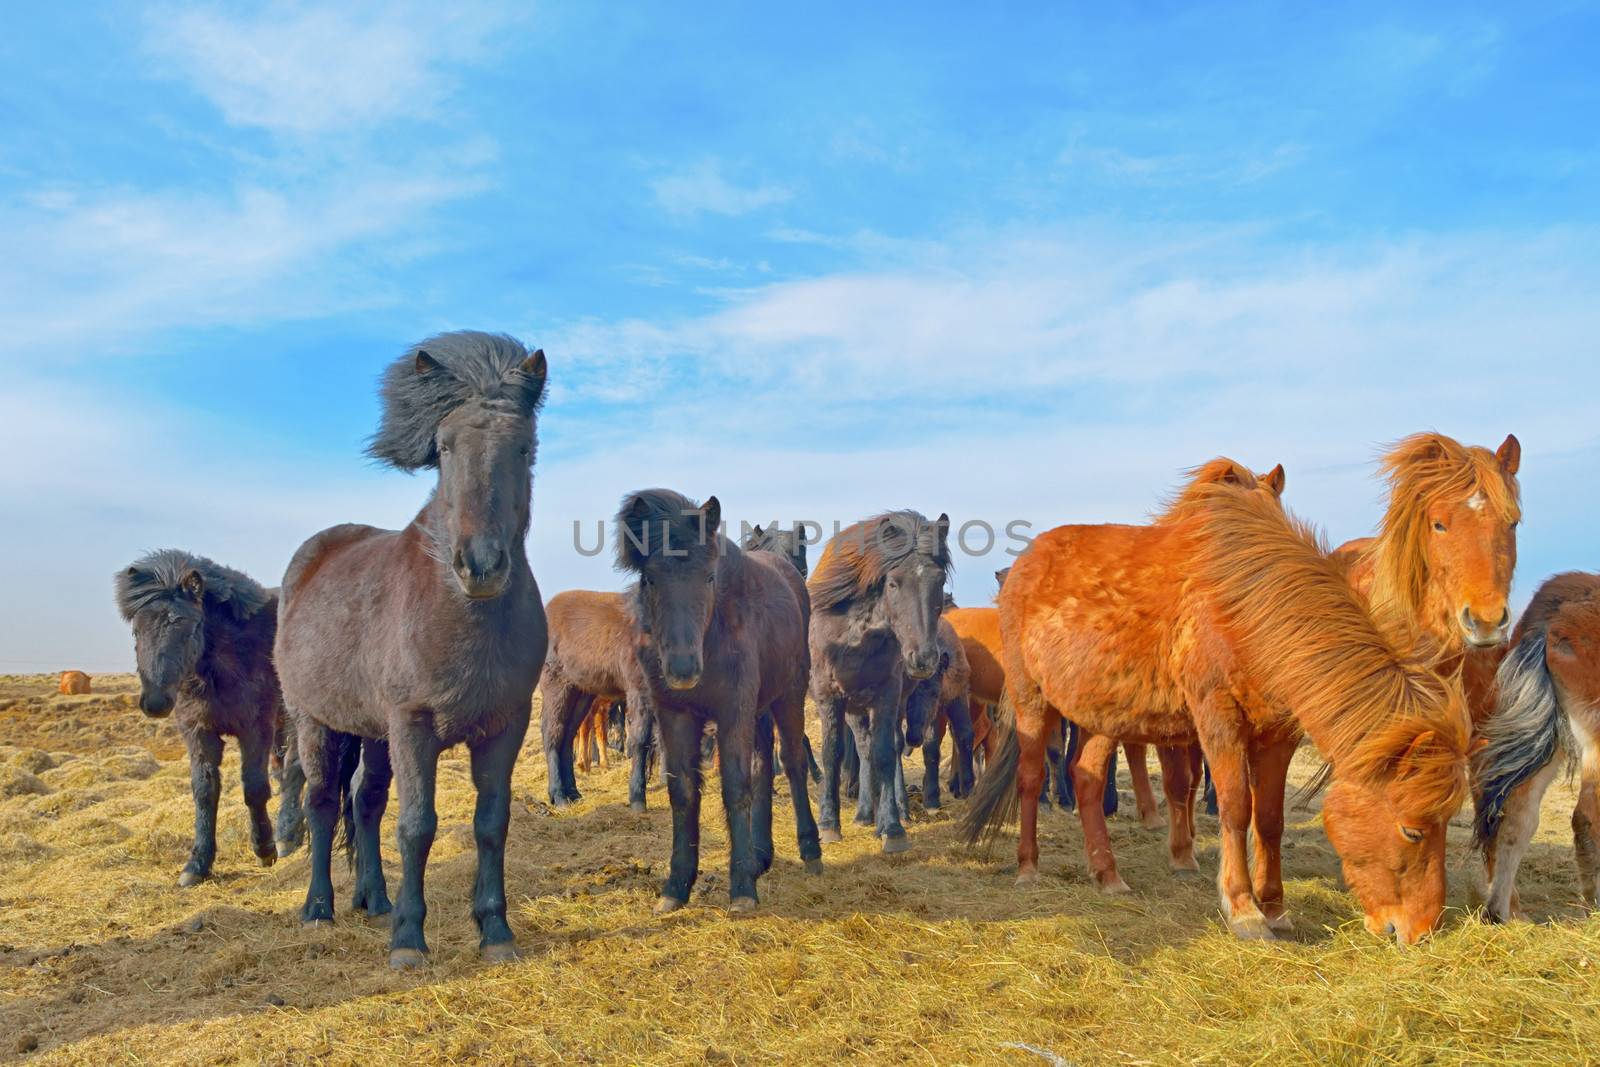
[108,330,1600,970]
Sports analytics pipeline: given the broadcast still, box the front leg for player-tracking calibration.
[869,680,911,853]
[922,711,945,811]
[944,698,977,798]
[625,692,656,813]
[716,706,760,911]
[236,724,279,868]
[1195,700,1271,939]
[469,707,530,961]
[179,729,224,887]
[350,738,393,919]
[750,709,776,879]
[1248,735,1298,933]
[656,710,705,912]
[850,712,876,827]
[388,714,441,969]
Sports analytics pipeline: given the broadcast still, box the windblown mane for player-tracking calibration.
[1155,458,1260,522]
[809,511,951,613]
[116,549,272,623]
[366,331,547,471]
[615,488,720,570]
[1189,485,1471,821]
[1361,432,1521,637]
[741,525,807,577]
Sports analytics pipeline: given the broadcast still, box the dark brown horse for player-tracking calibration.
[276,332,548,968]
[539,588,657,812]
[810,510,951,852]
[116,550,304,885]
[742,523,809,578]
[617,489,821,913]
[909,616,974,811]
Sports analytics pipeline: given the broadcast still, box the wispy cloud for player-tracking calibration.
[652,160,792,218]
[145,3,516,135]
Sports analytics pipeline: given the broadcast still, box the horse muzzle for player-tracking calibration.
[1459,606,1511,649]
[904,649,939,681]
[453,538,511,600]
[139,689,176,719]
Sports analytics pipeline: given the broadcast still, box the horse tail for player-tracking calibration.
[957,690,1021,849]
[1473,632,1574,850]
[333,734,362,868]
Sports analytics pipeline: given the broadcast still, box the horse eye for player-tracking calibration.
[1432,522,1447,533]
[640,575,653,587]
[705,574,715,585]
[1399,825,1425,844]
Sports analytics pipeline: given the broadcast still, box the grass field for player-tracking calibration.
[3,672,1598,1065]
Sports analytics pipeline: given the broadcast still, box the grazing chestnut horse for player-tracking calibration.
[1474,572,1600,920]
[540,589,657,812]
[810,511,951,852]
[963,462,1472,943]
[116,551,305,884]
[617,490,821,914]
[58,670,91,695]
[276,332,548,968]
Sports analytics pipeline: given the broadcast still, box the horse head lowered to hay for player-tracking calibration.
[616,489,821,914]
[275,331,548,968]
[809,510,951,852]
[116,550,304,885]
[961,460,1472,944]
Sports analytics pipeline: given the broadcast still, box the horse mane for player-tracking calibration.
[1155,457,1260,522]
[366,331,547,471]
[614,488,721,571]
[809,511,951,613]
[1188,485,1471,821]
[116,549,272,623]
[1361,432,1521,635]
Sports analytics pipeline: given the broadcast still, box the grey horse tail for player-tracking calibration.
[1473,632,1575,850]
[957,690,1021,850]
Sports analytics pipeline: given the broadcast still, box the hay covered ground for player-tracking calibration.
[2,673,1598,1066]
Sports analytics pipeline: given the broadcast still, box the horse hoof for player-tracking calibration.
[388,948,429,970]
[257,853,276,869]
[177,870,205,888]
[654,896,685,915]
[1171,863,1202,880]
[853,816,874,829]
[630,801,647,814]
[924,799,942,813]
[481,941,520,964]
[1265,911,1295,934]
[729,897,758,915]
[1015,869,1041,888]
[881,833,912,855]
[819,827,843,844]
[1142,815,1169,831]
[275,839,301,860]
[804,858,824,876]
[1096,876,1134,896]
[301,918,333,930]
[1228,915,1278,941]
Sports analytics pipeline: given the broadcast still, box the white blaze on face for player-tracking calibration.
[1465,493,1486,512]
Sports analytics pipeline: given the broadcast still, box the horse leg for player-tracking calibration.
[469,710,529,961]
[1012,687,1053,884]
[923,710,945,812]
[297,719,345,925]
[388,718,442,969]
[1202,755,1219,816]
[1248,736,1297,934]
[1198,716,1270,939]
[750,709,776,879]
[1125,743,1166,830]
[625,691,655,813]
[850,712,876,827]
[1481,758,1557,921]
[871,688,912,853]
[237,724,279,868]
[803,734,823,784]
[542,681,585,807]
[817,695,847,843]
[947,698,977,798]
[1155,744,1199,875]
[350,737,393,918]
[1575,772,1600,911]
[575,701,595,774]
[1057,719,1078,811]
[1101,742,1119,816]
[178,729,224,887]
[656,711,705,912]
[1072,732,1130,894]
[774,687,824,875]
[715,707,760,911]
[843,729,861,801]
[594,698,611,771]
[893,718,910,824]
[274,719,307,857]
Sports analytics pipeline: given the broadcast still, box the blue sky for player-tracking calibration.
[4,2,1597,670]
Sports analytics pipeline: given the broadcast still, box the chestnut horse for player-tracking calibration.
[617,490,821,914]
[1474,572,1600,920]
[277,332,548,968]
[540,589,657,812]
[58,670,91,695]
[962,462,1472,943]
[810,511,951,852]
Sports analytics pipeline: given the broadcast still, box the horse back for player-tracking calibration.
[544,589,637,697]
[280,523,390,611]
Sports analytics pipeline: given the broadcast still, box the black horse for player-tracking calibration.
[275,331,548,968]
[618,489,821,914]
[116,550,304,885]
[809,511,950,852]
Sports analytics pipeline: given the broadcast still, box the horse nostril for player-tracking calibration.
[1498,609,1511,629]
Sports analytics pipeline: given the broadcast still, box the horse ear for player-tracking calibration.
[935,512,951,548]
[1496,434,1521,476]
[415,349,442,375]
[1394,730,1437,779]
[751,524,764,538]
[1262,464,1286,497]
[702,496,722,543]
[519,349,548,410]
[180,569,205,601]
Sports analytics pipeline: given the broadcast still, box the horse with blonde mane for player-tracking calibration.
[962,461,1472,943]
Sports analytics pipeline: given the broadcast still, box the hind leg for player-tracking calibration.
[274,720,307,857]
[179,729,224,887]
[1012,688,1053,882]
[1155,744,1199,875]
[923,711,946,811]
[946,698,977,798]
[774,689,823,874]
[540,681,587,807]
[843,730,861,801]
[850,712,876,827]
[1073,732,1130,894]
[1575,773,1600,910]
[350,738,393,918]
[297,718,346,925]
[237,723,279,868]
[626,691,656,813]
[750,710,776,878]
[817,694,847,842]
[469,708,528,961]
[1125,743,1166,830]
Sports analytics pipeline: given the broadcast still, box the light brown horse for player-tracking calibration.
[962,462,1472,943]
[57,670,91,695]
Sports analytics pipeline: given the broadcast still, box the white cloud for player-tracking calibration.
[652,160,792,218]
[145,3,514,135]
